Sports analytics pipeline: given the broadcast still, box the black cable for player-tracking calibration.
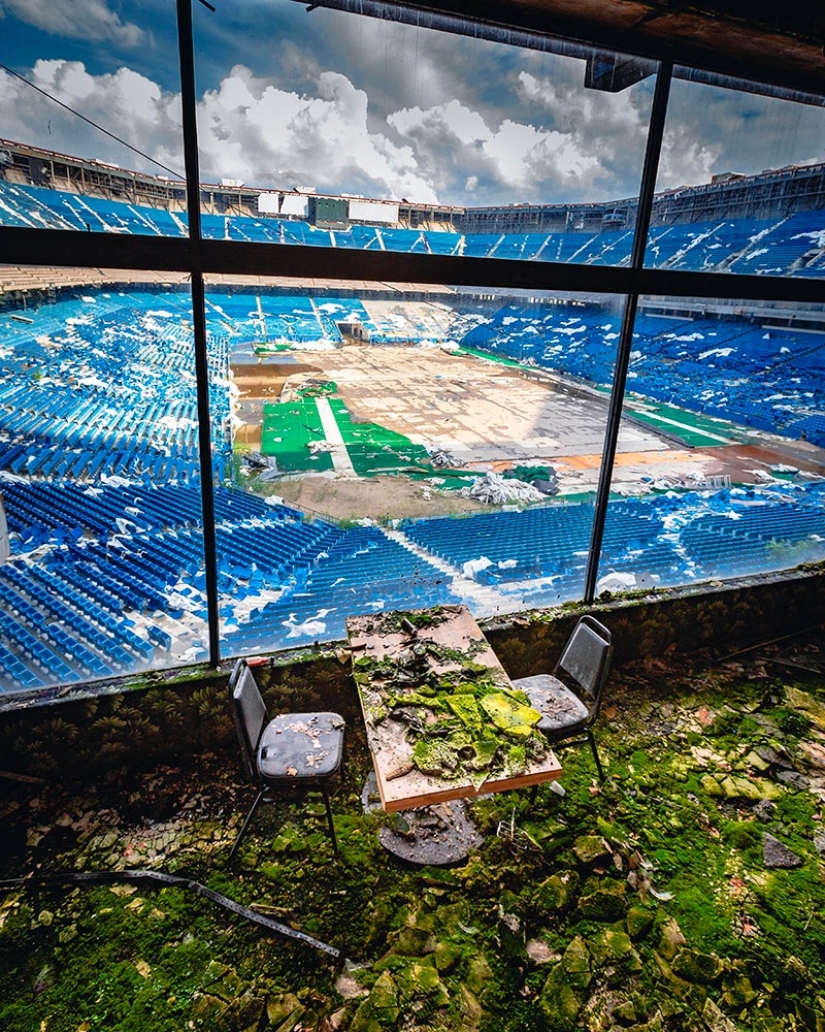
[0,61,184,180]
[0,867,345,960]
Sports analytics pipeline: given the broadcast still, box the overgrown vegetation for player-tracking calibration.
[1,634,824,1031]
[351,609,550,783]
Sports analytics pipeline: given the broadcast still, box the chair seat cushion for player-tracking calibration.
[511,675,590,734]
[257,713,345,780]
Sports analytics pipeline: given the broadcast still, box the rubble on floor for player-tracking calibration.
[1,633,824,1031]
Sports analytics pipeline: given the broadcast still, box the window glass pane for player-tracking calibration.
[0,3,187,236]
[194,2,656,264]
[205,274,626,656]
[647,71,825,278]
[596,296,825,595]
[0,270,209,694]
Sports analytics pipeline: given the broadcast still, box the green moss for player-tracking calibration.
[4,616,825,1030]
[445,693,484,728]
[721,820,761,852]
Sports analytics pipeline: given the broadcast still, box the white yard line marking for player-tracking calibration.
[315,397,357,475]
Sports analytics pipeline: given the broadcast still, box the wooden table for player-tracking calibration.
[347,605,561,813]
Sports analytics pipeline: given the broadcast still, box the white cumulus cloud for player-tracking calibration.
[197,65,438,201]
[388,71,650,204]
[656,131,721,192]
[0,48,659,205]
[0,0,145,48]
[0,59,182,176]
[4,46,823,209]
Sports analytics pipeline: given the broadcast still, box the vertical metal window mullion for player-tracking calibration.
[177,0,221,666]
[583,59,673,604]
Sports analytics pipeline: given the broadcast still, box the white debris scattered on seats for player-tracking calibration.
[597,572,637,593]
[463,556,493,578]
[283,610,332,638]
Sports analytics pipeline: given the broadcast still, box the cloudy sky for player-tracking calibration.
[1,0,824,207]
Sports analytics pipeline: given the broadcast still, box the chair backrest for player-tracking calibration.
[229,659,269,781]
[556,616,613,710]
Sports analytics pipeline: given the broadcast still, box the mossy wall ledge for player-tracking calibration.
[484,564,825,678]
[0,566,823,780]
[0,640,343,716]
[0,663,223,716]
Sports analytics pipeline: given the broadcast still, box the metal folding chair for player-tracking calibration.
[228,658,345,862]
[511,615,612,780]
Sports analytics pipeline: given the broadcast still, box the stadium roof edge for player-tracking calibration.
[291,0,825,100]
[4,138,825,225]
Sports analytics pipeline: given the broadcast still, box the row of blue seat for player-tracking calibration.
[1,178,823,277]
[0,290,233,484]
[2,479,824,692]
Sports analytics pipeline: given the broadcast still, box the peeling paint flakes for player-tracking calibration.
[108,885,138,897]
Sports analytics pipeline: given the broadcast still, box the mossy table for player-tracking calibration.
[347,605,562,813]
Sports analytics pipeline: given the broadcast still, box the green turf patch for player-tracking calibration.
[297,380,337,398]
[328,398,433,477]
[620,394,749,448]
[260,398,333,472]
[253,340,292,354]
[455,346,523,368]
[259,393,475,485]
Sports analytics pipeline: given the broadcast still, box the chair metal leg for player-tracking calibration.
[321,786,339,860]
[587,729,605,782]
[228,786,267,864]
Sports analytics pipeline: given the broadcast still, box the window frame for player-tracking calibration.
[0,0,823,676]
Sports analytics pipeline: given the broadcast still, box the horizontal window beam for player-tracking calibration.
[2,226,824,306]
[0,227,195,274]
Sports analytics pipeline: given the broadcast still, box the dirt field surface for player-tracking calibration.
[280,344,666,468]
[243,344,825,518]
[701,440,825,480]
[273,473,488,521]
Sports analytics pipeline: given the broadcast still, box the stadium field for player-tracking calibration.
[239,340,823,521]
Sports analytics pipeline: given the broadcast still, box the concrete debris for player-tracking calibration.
[459,472,544,505]
[243,451,273,470]
[428,448,464,468]
[762,833,803,868]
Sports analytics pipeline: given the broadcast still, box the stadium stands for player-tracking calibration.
[461,305,825,447]
[0,289,231,483]
[2,177,824,277]
[2,471,823,693]
[1,172,824,694]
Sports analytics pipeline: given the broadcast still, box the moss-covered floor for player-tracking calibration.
[1,633,824,1032]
